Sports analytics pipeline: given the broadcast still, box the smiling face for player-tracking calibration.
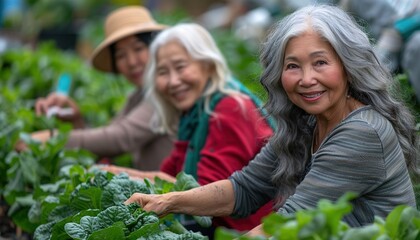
[155,41,212,112]
[114,35,149,87]
[281,30,349,119]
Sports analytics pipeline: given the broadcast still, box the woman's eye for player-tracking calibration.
[176,64,186,71]
[285,63,298,69]
[315,60,327,66]
[115,53,125,60]
[135,46,146,52]
[157,69,168,76]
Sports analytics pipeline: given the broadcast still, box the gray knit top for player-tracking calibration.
[230,106,416,227]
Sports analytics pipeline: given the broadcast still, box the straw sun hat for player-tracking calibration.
[91,6,167,72]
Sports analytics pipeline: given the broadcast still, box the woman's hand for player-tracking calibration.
[244,224,269,238]
[35,93,84,128]
[15,130,53,152]
[99,164,177,183]
[31,130,53,142]
[125,180,235,219]
[125,192,173,217]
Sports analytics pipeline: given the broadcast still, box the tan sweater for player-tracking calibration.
[66,89,174,170]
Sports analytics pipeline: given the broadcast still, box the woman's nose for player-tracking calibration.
[127,51,138,66]
[168,71,181,86]
[299,68,317,87]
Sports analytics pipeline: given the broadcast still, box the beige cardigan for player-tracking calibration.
[66,89,174,170]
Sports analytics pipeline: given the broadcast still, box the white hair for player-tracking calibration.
[144,23,241,134]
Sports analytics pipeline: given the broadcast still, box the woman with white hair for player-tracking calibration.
[102,23,274,236]
[124,5,419,237]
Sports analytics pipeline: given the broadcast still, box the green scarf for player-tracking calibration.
[178,78,275,180]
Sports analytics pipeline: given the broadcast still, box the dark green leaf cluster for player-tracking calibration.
[101,173,150,209]
[29,171,209,240]
[62,204,160,240]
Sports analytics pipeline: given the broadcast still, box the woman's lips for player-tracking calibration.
[300,91,325,101]
[170,88,189,101]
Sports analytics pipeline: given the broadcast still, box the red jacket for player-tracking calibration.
[160,96,273,231]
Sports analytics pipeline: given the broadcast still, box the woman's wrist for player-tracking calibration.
[71,113,85,129]
[166,191,182,214]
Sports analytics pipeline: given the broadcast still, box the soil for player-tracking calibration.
[0,198,32,240]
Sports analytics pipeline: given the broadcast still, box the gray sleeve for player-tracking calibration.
[65,100,159,157]
[278,121,385,216]
[229,142,279,218]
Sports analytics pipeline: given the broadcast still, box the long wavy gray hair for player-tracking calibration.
[260,5,419,200]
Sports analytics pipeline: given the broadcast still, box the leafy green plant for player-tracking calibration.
[395,73,420,124]
[2,14,420,239]
[0,43,130,127]
[212,29,266,101]
[31,170,209,240]
[215,192,420,240]
[3,133,95,233]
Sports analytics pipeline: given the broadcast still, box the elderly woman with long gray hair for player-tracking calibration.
[125,4,419,238]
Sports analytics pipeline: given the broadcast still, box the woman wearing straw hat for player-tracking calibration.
[31,6,174,170]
